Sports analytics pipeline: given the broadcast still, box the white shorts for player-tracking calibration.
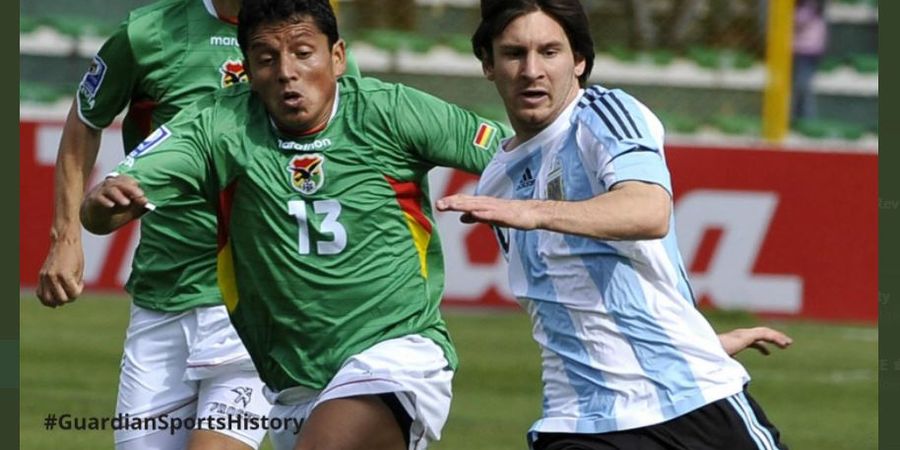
[266,335,454,450]
[115,303,272,449]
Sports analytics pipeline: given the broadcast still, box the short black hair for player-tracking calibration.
[472,0,594,86]
[238,0,339,59]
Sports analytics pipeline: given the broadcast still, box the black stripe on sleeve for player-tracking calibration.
[598,96,636,139]
[609,92,644,139]
[588,102,623,141]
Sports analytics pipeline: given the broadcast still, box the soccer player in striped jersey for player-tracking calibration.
[438,1,789,449]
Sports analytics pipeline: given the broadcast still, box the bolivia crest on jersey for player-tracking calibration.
[287,154,325,195]
[220,59,248,87]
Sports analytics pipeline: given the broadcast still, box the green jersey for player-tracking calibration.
[116,76,508,390]
[78,0,246,150]
[77,0,361,312]
[78,0,244,312]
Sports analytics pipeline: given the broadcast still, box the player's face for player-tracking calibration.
[245,17,346,135]
[484,10,585,144]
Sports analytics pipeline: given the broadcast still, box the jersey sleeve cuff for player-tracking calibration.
[602,151,672,195]
[75,95,108,131]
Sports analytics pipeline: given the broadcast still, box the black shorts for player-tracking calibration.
[530,389,787,450]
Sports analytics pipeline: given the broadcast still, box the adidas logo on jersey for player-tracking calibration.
[516,168,535,190]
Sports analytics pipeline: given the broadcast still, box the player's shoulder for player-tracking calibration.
[211,83,255,112]
[339,75,404,100]
[177,83,253,123]
[160,84,256,146]
[574,85,642,125]
[340,76,424,118]
[126,0,188,26]
[343,75,450,103]
[573,85,664,146]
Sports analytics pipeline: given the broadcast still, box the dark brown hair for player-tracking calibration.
[238,0,339,60]
[471,0,594,85]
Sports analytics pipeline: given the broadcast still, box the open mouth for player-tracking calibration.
[520,89,548,104]
[281,91,302,108]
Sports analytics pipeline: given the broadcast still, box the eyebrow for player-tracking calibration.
[248,41,274,52]
[497,40,565,52]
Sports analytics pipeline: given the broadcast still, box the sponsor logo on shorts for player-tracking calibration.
[78,55,108,109]
[287,154,326,195]
[220,59,248,87]
[207,402,262,420]
[231,387,253,408]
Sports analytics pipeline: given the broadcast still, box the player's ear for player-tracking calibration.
[244,58,260,93]
[243,58,254,81]
[481,49,495,81]
[331,39,347,78]
[574,53,586,79]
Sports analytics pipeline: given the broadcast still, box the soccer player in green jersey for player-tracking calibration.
[37,0,362,446]
[31,0,360,448]
[80,0,506,449]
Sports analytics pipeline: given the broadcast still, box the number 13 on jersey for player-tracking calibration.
[287,199,347,255]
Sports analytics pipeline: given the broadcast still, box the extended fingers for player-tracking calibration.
[436,194,477,212]
[749,327,793,348]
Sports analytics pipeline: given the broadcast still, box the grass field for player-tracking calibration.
[21,295,877,449]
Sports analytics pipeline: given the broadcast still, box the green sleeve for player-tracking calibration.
[115,100,218,208]
[77,22,139,129]
[393,85,509,174]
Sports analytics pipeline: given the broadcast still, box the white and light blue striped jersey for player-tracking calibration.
[476,86,750,434]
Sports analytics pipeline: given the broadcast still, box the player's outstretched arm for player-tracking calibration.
[718,327,793,356]
[436,181,670,240]
[36,101,103,308]
[81,174,150,236]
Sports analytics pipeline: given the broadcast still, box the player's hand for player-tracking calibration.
[86,175,148,210]
[82,175,150,235]
[719,327,793,356]
[36,238,85,307]
[437,194,542,230]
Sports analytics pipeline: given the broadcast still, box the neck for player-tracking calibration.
[506,84,582,151]
[212,0,241,20]
[278,119,329,138]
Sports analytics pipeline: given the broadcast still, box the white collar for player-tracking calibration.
[202,0,218,18]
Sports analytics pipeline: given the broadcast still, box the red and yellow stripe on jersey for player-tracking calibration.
[386,177,432,278]
[217,182,240,312]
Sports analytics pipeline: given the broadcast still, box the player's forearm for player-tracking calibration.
[50,103,103,242]
[534,182,670,240]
